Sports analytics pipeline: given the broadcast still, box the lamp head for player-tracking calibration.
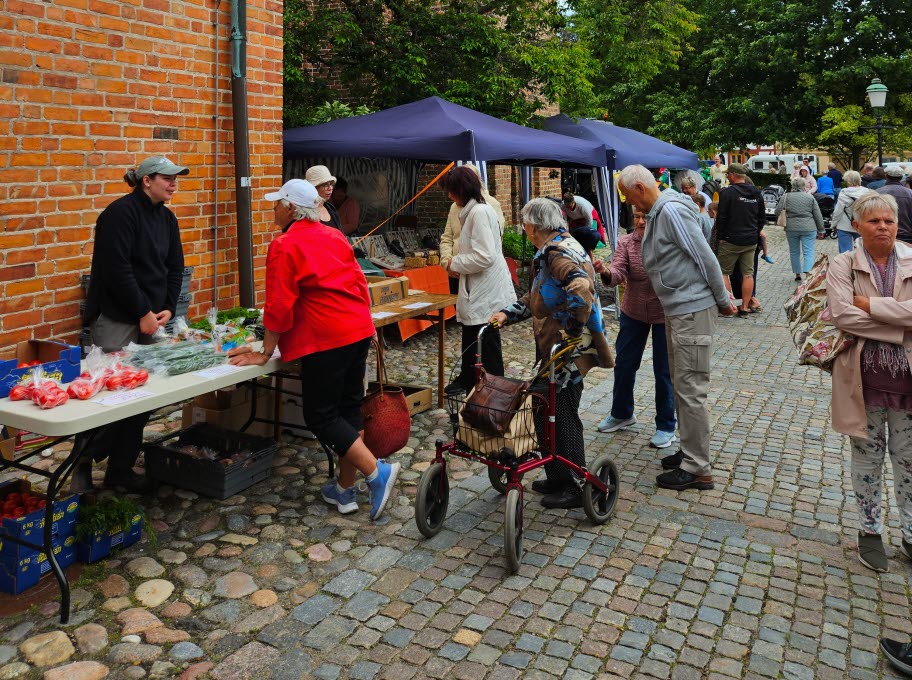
[866,77,888,109]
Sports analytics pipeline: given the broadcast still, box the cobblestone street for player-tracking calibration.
[1,227,910,680]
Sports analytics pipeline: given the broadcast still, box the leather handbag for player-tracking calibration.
[461,370,530,435]
[361,340,411,458]
[776,194,788,227]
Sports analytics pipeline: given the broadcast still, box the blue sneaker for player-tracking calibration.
[321,481,359,514]
[597,415,636,433]
[649,430,676,449]
[367,460,400,520]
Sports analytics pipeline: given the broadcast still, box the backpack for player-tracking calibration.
[702,178,721,198]
[782,253,853,372]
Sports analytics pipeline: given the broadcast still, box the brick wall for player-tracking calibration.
[0,0,284,356]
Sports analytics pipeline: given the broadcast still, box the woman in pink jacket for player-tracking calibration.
[828,191,912,573]
[593,208,676,449]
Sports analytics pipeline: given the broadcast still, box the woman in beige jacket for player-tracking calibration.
[439,163,505,288]
[827,191,912,572]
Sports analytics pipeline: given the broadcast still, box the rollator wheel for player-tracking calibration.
[503,488,524,572]
[415,463,449,538]
[488,465,509,494]
[582,453,619,525]
[829,230,838,240]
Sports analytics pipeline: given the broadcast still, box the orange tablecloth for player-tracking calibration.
[382,265,457,342]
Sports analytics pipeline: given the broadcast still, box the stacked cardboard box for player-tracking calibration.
[181,379,275,438]
[0,481,80,594]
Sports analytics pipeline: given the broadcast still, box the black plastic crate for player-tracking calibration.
[143,424,277,499]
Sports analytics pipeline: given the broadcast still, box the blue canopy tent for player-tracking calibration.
[284,97,608,169]
[284,98,612,270]
[544,114,700,248]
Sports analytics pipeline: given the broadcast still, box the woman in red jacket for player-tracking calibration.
[229,179,399,520]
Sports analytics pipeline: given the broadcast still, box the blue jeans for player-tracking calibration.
[786,231,817,274]
[612,312,676,432]
[837,230,856,253]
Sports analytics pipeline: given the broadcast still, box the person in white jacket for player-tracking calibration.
[441,166,516,394]
[832,170,869,253]
[439,164,505,295]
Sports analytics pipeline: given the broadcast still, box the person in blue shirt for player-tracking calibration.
[816,175,835,196]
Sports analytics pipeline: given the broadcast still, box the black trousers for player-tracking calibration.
[534,380,585,491]
[458,323,504,389]
[298,337,371,457]
[74,314,154,471]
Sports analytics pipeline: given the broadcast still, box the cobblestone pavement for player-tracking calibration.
[1,228,910,679]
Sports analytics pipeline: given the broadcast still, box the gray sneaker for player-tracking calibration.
[857,532,888,572]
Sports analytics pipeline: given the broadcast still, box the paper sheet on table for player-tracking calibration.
[371,311,396,319]
[192,364,246,379]
[401,302,432,309]
[94,390,154,406]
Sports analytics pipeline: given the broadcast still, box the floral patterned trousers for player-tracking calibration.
[849,407,912,542]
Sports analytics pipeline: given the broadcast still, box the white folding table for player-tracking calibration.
[0,351,284,621]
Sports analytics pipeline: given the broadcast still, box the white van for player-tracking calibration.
[748,153,818,175]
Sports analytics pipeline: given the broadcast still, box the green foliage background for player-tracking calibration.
[283,0,912,167]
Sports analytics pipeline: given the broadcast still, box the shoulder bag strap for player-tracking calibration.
[371,338,386,397]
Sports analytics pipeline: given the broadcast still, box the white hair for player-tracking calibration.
[791,177,806,191]
[854,191,898,222]
[520,197,566,233]
[281,199,321,222]
[676,169,704,192]
[618,165,656,192]
[844,170,861,187]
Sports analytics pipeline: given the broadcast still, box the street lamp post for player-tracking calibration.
[866,78,889,167]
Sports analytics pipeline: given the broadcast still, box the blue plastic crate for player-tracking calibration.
[76,515,142,563]
[0,340,81,398]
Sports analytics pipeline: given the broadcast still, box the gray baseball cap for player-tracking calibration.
[135,156,190,178]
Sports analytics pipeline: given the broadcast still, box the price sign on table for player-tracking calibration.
[94,390,154,407]
[192,364,246,379]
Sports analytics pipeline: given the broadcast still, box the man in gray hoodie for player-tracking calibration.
[617,165,736,491]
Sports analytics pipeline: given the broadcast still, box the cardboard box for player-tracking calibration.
[193,386,252,411]
[181,394,275,438]
[365,276,409,307]
[0,340,82,398]
[0,480,80,550]
[0,535,76,594]
[76,515,142,564]
[367,382,432,416]
[0,427,14,461]
[192,377,271,411]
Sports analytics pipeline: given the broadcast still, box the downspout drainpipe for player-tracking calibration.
[213,0,222,308]
[230,0,255,307]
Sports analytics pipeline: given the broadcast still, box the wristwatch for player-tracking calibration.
[259,347,272,359]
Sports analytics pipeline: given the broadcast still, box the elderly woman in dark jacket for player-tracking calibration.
[490,198,613,509]
[776,176,824,281]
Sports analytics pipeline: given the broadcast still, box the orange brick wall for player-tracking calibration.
[0,0,284,357]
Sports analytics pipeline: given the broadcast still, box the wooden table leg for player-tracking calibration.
[437,308,445,408]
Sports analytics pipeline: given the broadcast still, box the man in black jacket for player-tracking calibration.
[877,165,912,243]
[73,156,188,492]
[713,164,765,317]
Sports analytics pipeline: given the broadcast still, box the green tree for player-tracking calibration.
[283,0,598,127]
[572,0,912,165]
